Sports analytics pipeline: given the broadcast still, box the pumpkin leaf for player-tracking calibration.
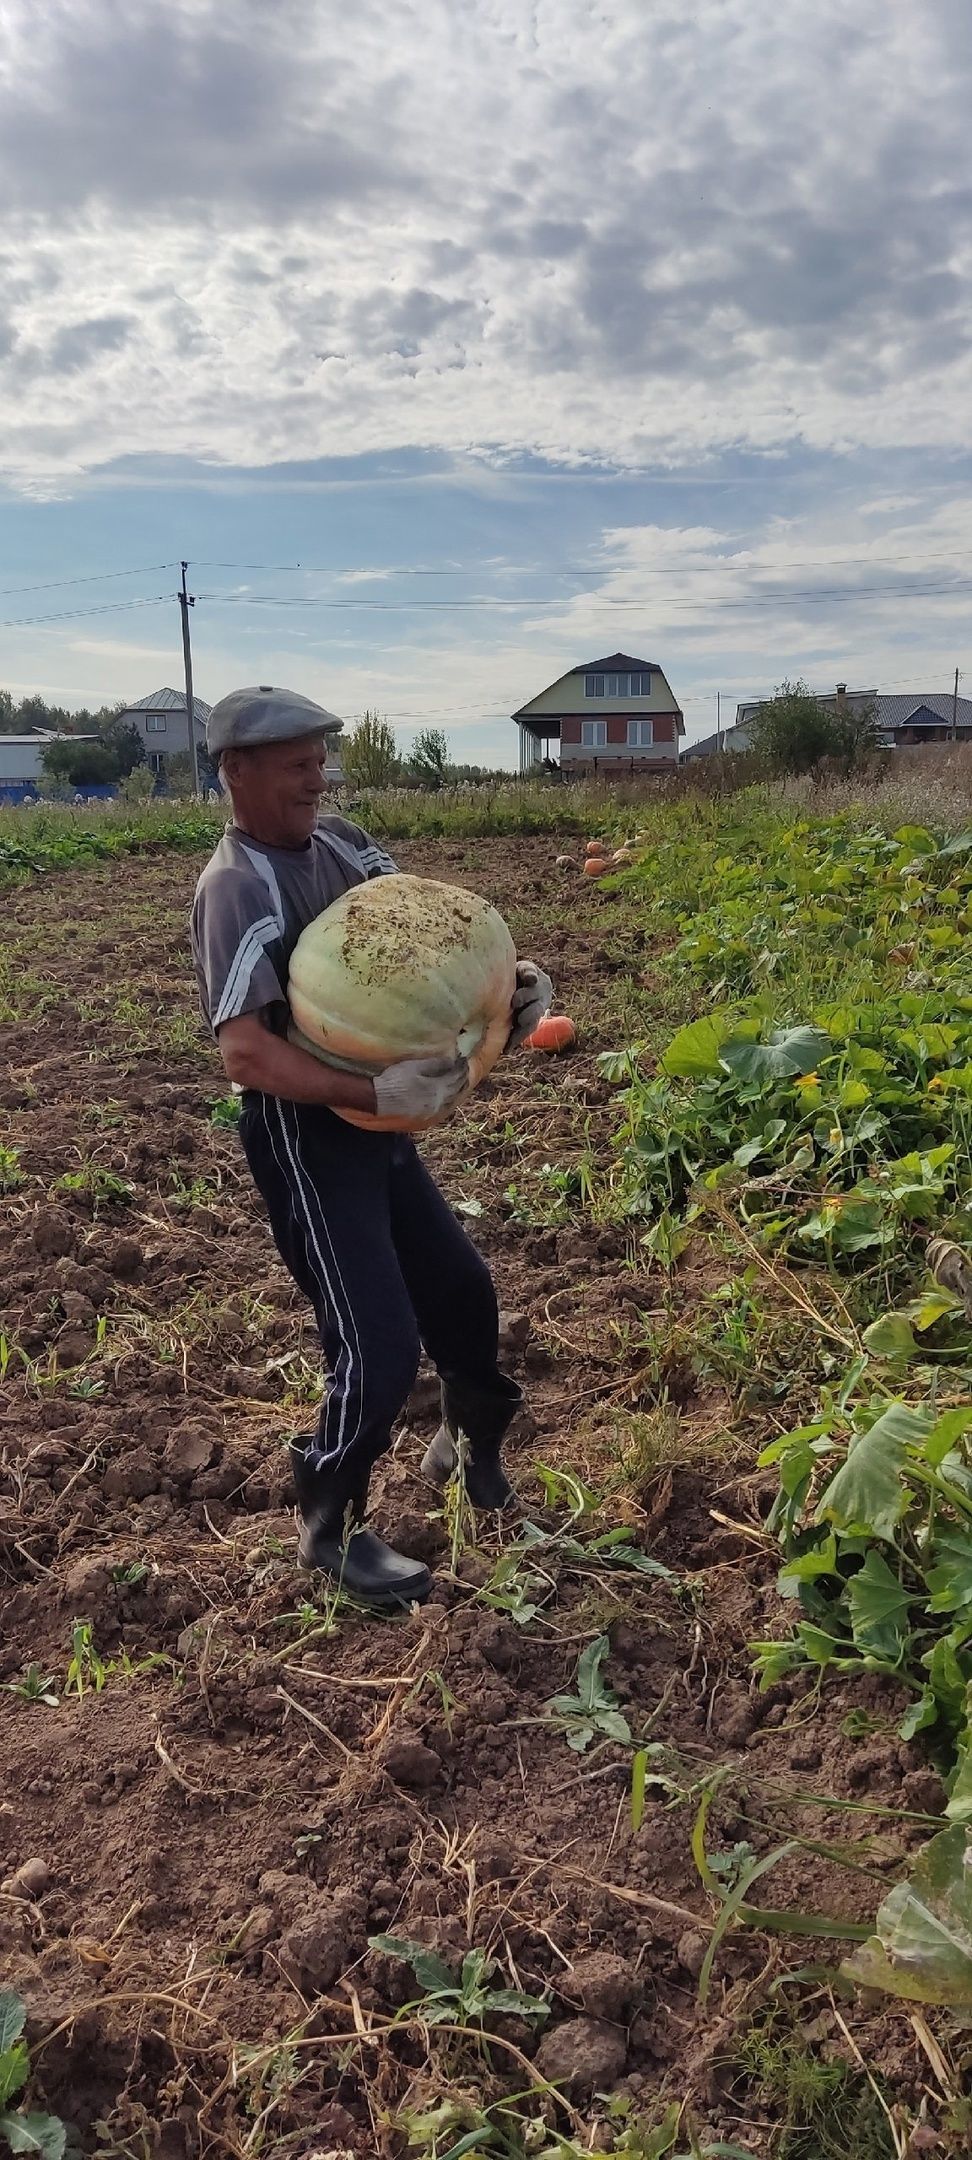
[661,1016,728,1079]
[720,1026,831,1085]
[842,1825,972,2009]
[845,1549,911,1663]
[862,1314,918,1361]
[0,2118,66,2160]
[815,1402,931,1540]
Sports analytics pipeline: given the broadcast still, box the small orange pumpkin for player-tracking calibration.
[583,856,609,876]
[525,1013,577,1052]
[585,838,608,858]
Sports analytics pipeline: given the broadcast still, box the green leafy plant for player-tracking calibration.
[66,1620,107,1701]
[0,1144,23,1193]
[545,1633,632,1752]
[367,1936,549,2028]
[3,1665,58,1708]
[0,1990,68,2160]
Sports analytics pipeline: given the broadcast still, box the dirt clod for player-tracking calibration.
[535,2015,627,2093]
[32,1209,75,1258]
[2,1857,50,1899]
[381,1733,442,1788]
[566,1950,639,2021]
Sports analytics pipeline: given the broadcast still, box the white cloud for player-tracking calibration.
[0,0,970,484]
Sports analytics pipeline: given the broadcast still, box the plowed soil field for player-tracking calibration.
[0,837,952,2158]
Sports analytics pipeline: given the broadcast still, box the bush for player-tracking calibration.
[118,766,157,805]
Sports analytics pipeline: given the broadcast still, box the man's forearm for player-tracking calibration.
[222,1026,377,1113]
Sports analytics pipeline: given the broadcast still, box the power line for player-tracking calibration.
[192,546,972,579]
[0,595,172,630]
[194,576,972,613]
[0,564,177,599]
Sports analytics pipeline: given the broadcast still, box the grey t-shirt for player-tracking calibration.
[190,816,397,1035]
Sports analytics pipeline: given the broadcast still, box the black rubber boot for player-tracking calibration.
[420,1376,522,1510]
[289,1439,432,1605]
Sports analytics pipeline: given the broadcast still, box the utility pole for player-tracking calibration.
[179,561,202,798]
[717,690,722,750]
[951,665,960,744]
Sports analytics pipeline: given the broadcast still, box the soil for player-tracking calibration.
[0,837,958,2155]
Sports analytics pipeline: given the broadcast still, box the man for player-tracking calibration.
[191,686,553,1605]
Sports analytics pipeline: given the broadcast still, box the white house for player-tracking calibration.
[113,688,213,775]
[0,731,97,796]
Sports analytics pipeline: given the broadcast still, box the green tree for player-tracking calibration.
[409,727,450,790]
[748,680,840,774]
[832,694,880,771]
[40,738,116,787]
[342,710,399,789]
[98,716,145,777]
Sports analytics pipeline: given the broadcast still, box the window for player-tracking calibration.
[582,719,607,748]
[627,718,654,747]
[585,674,604,697]
[606,672,627,697]
[146,713,167,733]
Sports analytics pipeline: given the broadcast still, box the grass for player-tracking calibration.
[2,759,969,891]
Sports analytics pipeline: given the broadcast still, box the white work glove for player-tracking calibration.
[372,1052,469,1122]
[508,959,554,1049]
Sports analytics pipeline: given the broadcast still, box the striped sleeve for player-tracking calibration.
[190,867,287,1035]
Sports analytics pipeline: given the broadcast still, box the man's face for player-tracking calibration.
[223,733,329,846]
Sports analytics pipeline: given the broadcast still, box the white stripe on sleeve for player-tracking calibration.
[212,914,280,1028]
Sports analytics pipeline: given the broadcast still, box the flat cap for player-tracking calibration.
[207,684,343,758]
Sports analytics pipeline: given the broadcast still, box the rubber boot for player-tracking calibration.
[420,1376,522,1510]
[289,1439,431,1605]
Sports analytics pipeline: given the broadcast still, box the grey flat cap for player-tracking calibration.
[207,684,343,758]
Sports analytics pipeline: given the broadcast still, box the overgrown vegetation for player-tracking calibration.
[599,800,972,2008]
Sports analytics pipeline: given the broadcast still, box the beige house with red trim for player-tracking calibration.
[513,653,684,773]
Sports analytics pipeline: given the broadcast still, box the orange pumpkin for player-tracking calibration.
[583,856,609,877]
[525,1014,576,1053]
[585,839,609,858]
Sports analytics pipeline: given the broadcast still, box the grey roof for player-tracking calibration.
[685,687,972,758]
[123,687,212,720]
[875,692,972,730]
[579,652,658,673]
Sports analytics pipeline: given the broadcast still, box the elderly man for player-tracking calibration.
[191,687,552,1605]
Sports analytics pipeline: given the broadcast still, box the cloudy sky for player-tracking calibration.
[1,0,970,758]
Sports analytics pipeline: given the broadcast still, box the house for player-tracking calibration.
[114,688,213,776]
[513,653,684,774]
[684,683,972,758]
[0,730,97,802]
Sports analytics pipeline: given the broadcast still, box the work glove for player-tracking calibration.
[507,959,554,1049]
[373,1052,469,1122]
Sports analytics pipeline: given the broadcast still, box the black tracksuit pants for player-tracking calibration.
[239,1093,520,1475]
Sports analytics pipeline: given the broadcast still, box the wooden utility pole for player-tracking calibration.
[951,665,960,743]
[717,690,722,750]
[179,561,202,798]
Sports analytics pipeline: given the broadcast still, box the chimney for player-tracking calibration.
[835,682,847,714]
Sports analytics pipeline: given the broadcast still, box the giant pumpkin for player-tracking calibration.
[288,873,518,1131]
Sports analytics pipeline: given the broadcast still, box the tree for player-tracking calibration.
[748,680,841,774]
[408,727,450,790]
[342,711,400,789]
[832,694,880,770]
[40,737,116,787]
[98,716,145,777]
